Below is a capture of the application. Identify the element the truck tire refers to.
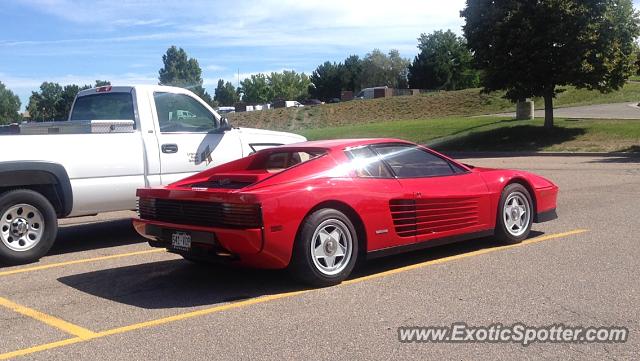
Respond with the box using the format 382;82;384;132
0;190;58;265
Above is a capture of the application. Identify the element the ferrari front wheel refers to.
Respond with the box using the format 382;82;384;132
289;208;358;287
495;183;533;244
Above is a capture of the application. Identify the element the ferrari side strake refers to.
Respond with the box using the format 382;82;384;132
133;138;558;286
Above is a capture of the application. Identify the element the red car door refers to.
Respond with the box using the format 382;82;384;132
343;146;414;250
373;144;493;244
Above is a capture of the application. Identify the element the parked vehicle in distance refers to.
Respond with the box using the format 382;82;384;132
328;98;341;103
134;138;558;286
355;86;388;100
216;106;236;114
273;100;304;108
0;85;305;265
302;99;323;106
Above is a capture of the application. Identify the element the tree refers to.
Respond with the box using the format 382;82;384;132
309;61;343;101
214;79;239;106
408;30;480;90
27;82;63;121
26;80;110;121
462;0;639;128
309;56;364;101
0;81;21;125
239;74;272;103
158;46;213;105
269;70;311;101
57;84;83;119
360;49;410;89
342;55;363;93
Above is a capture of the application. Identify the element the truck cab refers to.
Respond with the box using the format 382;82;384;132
0;85;305;264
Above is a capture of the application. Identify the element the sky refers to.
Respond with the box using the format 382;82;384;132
1;0;639;110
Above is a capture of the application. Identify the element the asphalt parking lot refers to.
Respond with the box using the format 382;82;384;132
0;154;638;360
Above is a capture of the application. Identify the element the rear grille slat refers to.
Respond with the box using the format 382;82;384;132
139;198;262;229
389;198;480;237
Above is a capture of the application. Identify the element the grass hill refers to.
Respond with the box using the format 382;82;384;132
228;83;640;132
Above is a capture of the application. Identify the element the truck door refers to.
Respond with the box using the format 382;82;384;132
151;91;242;184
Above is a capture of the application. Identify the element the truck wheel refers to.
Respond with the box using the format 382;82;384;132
0;190;58;265
289;208;358;287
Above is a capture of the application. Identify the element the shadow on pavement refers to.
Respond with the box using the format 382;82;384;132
432;125;586;152
50;219;145;256
57;231;543;309
588;156;640;164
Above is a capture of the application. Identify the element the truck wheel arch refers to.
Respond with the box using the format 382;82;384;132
0;161;73;217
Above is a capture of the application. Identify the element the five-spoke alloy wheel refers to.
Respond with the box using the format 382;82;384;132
495;183;533;244
310;219;353;276
290;208;358;286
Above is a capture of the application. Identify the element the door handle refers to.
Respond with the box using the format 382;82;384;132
161;144;178;153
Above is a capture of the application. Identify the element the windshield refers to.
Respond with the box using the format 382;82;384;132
70;93;135;122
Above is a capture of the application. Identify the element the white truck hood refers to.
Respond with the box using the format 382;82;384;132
236;127;307;144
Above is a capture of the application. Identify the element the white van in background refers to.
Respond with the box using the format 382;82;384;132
355;86;388;100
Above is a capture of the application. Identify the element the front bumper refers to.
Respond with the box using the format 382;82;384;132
534;208;558;223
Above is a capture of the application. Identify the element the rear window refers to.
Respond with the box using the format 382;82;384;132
251;151;325;173
70;93;135;123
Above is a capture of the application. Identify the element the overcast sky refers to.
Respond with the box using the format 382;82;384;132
1;0;639;109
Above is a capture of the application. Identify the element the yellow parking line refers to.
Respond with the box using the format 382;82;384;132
0;249;166;278
96;289;310;337
0;229;588;360
342;228;589;285
0;338;84;360
0;297;97;339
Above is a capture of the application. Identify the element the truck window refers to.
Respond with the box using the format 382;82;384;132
154;92;219;133
70;93;135;124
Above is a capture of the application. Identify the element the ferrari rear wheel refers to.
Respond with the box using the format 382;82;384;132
289;208;358;287
495;183;533;244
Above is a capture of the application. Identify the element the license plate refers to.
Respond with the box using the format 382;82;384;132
171;231;191;251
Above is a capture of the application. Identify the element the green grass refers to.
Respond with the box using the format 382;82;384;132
229;82;640;132
298;117;640;152
544;83;640;108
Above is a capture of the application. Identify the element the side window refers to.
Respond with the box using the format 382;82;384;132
154;92;218;133
345;146;393;178
374;145;461;178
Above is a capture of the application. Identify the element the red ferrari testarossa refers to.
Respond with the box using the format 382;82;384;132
134;138;558;286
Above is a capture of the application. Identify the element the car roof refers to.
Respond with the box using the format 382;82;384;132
282;138;414;151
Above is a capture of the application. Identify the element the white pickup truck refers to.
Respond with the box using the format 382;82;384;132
0;85;305;264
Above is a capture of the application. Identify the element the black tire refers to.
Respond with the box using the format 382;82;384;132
495;183;533;244
0;190;58;265
289;208;358;287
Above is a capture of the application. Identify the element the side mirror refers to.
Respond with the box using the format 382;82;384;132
219;116;232;132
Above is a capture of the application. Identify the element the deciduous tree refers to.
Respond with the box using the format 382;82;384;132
0;81;21;125
239;74;272;103
462;0;639;128
269;70;310;101
213;79;240;106
408;30;479;90
159;46;213;105
360;49;410;89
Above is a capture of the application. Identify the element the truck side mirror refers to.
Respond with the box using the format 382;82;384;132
219;117;232;132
